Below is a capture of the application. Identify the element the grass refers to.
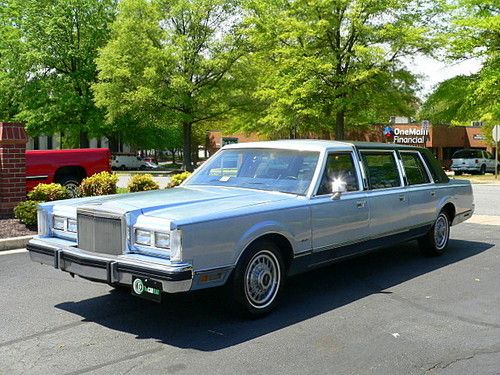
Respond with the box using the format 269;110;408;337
117;187;129;194
451;173;500;184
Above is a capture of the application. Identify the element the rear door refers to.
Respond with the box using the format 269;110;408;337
359;150;409;238
399;150;436;227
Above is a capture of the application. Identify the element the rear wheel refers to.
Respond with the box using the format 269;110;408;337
230;240;285;317
419;211;450;256
480;164;486;175
454;171;462;176
57;176;81;198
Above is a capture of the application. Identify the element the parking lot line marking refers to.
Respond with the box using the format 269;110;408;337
468;215;500;226
0;248;27;256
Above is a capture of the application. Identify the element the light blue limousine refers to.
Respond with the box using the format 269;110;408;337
28;140;474;316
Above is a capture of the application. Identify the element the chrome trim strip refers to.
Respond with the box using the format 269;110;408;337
26;175;49;180
308;221;434;255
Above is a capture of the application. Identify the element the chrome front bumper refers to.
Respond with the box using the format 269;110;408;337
27;238;193;293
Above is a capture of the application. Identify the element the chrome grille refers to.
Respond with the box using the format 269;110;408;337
77;213;123;255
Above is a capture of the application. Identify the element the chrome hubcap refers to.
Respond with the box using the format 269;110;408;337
434;214;449;249
244;250;280;309
65;182;79;198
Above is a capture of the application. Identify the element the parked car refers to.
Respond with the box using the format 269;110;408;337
111;154;147;170
143;157;158;164
26;148;111;197
144;161;160;170
451;149;497;175
28;141;474;316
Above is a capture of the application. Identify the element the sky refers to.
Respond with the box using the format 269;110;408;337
407;55;483;99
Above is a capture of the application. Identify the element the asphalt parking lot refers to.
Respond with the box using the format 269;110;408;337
1;185;499;375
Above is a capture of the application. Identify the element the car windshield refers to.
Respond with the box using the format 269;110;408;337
453;150;482;158
186;148;320;195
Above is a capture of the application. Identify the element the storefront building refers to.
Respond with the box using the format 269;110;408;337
207;122;495;169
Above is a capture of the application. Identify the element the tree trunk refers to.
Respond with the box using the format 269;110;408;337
170;149;176;165
182;122;193;171
335;111;345;140
79;131;89;148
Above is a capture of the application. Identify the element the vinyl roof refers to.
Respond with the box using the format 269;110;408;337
223;139;425;151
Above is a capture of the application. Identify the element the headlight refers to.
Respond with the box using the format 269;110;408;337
135;229;152;246
53;216;66;231
67;219;77;233
154;232;170;249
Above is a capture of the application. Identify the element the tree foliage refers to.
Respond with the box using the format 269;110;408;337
0;0;117;146
421;0;499;141
94;0;248;170
236;0;437;139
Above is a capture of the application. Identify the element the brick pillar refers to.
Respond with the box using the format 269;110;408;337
0;123;28;218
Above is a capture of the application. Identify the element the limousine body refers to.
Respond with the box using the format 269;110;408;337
28;140;474;316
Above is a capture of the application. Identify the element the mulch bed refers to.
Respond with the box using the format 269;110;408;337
0;218;37;239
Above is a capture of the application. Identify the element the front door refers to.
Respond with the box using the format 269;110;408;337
310;152;369;253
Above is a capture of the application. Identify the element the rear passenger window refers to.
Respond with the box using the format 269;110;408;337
401;152;430;185
361;152;401;189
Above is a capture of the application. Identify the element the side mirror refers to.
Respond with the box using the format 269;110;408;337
330;179;347;200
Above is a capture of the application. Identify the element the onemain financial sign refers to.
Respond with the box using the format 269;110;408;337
383;126;429;144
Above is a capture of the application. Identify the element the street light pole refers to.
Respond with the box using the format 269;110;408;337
493;125;500;180
496;141;498;180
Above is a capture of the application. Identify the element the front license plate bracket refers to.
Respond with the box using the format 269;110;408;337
131;276;162;302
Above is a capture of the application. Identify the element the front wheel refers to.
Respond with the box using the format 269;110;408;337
454;171;462;176
419;211;450;256
230;241;285;317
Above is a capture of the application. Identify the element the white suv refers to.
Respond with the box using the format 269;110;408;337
451;149;497;175
111;154;148;170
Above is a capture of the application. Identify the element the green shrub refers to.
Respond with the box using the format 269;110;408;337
167;171;191;188
14;200;40;227
127;174;160;192
28;183;70;202
79;171;118;197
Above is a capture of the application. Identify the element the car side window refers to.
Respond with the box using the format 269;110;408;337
401;152;430;185
361;151;401;189
317;153;359;195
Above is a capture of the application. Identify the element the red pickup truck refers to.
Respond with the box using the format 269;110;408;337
26;148;111;197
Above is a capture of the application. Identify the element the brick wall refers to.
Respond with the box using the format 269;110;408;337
0;123;27;218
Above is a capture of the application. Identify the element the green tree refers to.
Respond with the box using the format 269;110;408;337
421;0;499;140
0;0;117;146
239;0;436;140
94;0;247;171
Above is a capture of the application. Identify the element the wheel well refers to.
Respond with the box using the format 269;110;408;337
246;233;294;271
441;203;456;222
54;166;86;184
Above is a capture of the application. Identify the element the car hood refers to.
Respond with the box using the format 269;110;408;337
50;185;298;225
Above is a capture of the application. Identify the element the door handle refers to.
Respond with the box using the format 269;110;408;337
356;200;366;208
399;195;406;202
430;191;436;197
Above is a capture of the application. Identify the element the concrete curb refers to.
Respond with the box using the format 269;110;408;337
0;235;33;252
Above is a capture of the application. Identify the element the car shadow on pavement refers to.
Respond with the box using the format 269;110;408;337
55;238;493;351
